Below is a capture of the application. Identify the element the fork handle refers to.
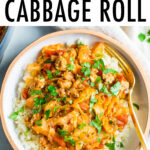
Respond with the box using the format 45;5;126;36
129;100;148;150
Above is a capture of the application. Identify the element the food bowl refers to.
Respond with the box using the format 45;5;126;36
0;29;150;150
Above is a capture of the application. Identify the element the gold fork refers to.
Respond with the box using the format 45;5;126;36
104;43;148;150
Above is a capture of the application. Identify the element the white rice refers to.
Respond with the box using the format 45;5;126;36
12;43;133;150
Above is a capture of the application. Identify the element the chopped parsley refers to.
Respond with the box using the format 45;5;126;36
61;96;67;101
77;123;86;129
81;62;91;68
69;100;73;104
76;41;84;46
9;106;24;120
92;59;105;70
67;64;74;70
138;30;150;43
30;90;42;96
89;116;102;135
81;77;86;82
90;82;95;87
97;137;101;143
34;97;46;107
138;33;146;42
147;30;150;36
119;142;124;148
96;76;101;83
53;105;59;112
67;57;74;71
64;136;76;146
147;38;150;43
100;112;103;117
81;62;91;77
133;103;140;110
58;128;68;136
105;136;115;150
89;94;98;112
98;82;103;91
39;76;44;79
95;54;102;57
110;82;121;96
24;128;30;136
33;105;41;114
45;109;51;120
44;59;52;63
109;120;114;124
47;70;52;80
103;69;118;74
33;98;46;114
101;85;109;94
35;120;42;126
48;85;58;96
52;70;60;76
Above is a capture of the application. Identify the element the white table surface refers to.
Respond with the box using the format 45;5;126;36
0;26;149;150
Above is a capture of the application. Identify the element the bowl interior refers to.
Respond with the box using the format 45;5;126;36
1;31;149;150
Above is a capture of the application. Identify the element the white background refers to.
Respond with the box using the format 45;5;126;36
0;0;150;26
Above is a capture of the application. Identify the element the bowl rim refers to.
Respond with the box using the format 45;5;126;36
0;29;150;150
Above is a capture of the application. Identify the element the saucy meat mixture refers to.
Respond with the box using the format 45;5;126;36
21;42;129;150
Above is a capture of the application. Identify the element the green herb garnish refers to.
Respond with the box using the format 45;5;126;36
64;136;76;146
58;128;68;136
44;59;52;63
101;85;109;94
61;96;67;101
103;69;118;74
67;57;74;71
52;70;60;76
35;120;42;126
9;106;24;120
147;30;150;36
105;136;115;150
30;90;42;96
98;82;103;91
76;42;84;46
146;38;150;43
24;128;30;136
138;33;146;42
45;109;51;120
97;138;101;143
81;77;86;82
34;97;46;107
47;70;52;80
133;103;139;110
110;82;121;96
48;85;58;96
33;105;41;114
81;62;91;77
100;112;103;117
69;100;73;104
119;142;124;148
109;120;114;124
89;116;102;135
96;76;101;83
53;106;59;112
77;123;86;129
93;59;105;70
90;82;95;87
39;76;44;79
67;64;74;70
89;94;98;112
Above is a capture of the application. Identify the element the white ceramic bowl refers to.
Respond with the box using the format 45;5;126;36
0;29;150;150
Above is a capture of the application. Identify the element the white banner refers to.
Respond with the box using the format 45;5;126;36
0;0;150;26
